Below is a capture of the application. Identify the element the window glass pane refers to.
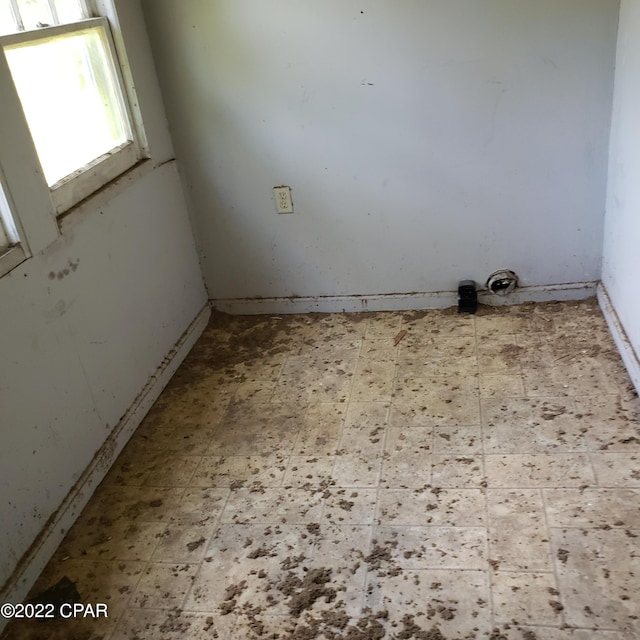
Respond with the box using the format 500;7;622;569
5;26;131;186
16;0;54;29
54;0;84;23
0;0;18;35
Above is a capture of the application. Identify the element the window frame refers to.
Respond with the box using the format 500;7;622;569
0;0;150;278
0;47;58;276
1;14;145;214
0;172;27;275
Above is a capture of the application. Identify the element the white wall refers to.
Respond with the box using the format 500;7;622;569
142;0;619;303
601;0;640;386
0;1;207;592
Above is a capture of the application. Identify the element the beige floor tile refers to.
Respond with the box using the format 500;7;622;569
350;359;396;402
307;313;368;341
391;393;481;426
305;523;371;617
191;454;287;488
331;453;383;487
544;488;640;529
550;528;640;632
294;402;345;455
337;426;385;456
487;489;552;571
591;452;640;487
159;389;235;428
397;337;477;380
57;519;164;562
475;314;526;336
395;370;480;397
377;488;486;527
567;632;627;640
396;354;479;380
344;401;389;429
233;379;276;403
575;395;640;452
390;372;480;426
80;485;184;524
359;338;398;362
494;629;626;640
477;334;522;373
481;397;578;427
185;524;317;615
272;342;360;404
431;454;485;487
523;361;626;398
151;511;221;564
482;397;586;454
483;422;587;454
374;525;487;570
207;401;303;456
291;615;362;639
364;313;403;338
132;422;217;454
364;569;491;637
433;425;483;454
399;334;477;359
516;328;612;369
332;427;384;486
548;299;610;332
283;455;335;488
388;402;436;427
114;608;236;639
381;427;432;488
485;454;596;488
141;453;201;487
177;486;230;513
102;444;194;487
321;488;377;525
130;563;198;609
480;373;526;397
492;571;562;625
225;353;288;384
221;487;324;525
232;614;297;639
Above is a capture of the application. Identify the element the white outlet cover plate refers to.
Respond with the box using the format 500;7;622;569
274;186;293;213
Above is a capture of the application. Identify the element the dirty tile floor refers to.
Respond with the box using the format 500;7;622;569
4;299;640;639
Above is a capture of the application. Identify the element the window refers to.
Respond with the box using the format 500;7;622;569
0;176;26;275
0;0;144;215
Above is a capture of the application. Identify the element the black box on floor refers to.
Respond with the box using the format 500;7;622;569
458;280;477;314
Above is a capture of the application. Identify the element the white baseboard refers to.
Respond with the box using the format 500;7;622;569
598;283;640;396
0;303;211;619
477;281;598;306
213;281;598;315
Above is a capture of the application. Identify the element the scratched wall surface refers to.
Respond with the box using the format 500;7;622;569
0;1;207;589
143;0;620;300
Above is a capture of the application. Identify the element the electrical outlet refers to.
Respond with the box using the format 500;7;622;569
274;186;293;214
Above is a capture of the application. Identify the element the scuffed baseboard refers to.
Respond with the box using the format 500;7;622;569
213;281;598;315
598;283;640;396
0;303;211;620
